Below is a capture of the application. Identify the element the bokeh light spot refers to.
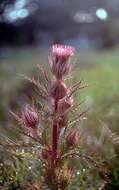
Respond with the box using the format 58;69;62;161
15;0;27;9
96;8;108;20
17;9;29;18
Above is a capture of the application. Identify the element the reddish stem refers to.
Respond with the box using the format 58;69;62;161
52;119;58;154
52;100;58;165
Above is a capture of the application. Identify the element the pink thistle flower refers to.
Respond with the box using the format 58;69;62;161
11;105;39;139
49;80;67;100
20;105;39;139
21;105;39;129
49;44;75;79
52;44;75;60
57;95;74;114
66;130;79;147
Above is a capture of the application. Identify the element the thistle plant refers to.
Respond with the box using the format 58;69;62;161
8;44;109;190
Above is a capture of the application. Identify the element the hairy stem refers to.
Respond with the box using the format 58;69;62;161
52;100;59;165
53;119;58;155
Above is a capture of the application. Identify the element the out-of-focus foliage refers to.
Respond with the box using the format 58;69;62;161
106;157;119;190
0;144;42;189
0;137;110;190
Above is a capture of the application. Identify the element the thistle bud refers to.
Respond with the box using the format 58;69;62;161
21;105;39;129
49;44;75;79
49;80;67;100
66;130;79;147
57;96;74;114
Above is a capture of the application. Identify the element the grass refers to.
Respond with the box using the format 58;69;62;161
79;62;119;104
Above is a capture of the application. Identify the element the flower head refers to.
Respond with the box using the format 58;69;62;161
21;105;39;129
49;44;75;79
52;44;75;60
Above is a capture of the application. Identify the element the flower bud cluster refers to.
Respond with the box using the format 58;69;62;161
21;105;39;128
14;105;39;139
48;44;74;115
49;44;75;80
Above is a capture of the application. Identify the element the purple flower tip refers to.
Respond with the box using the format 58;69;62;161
52;44;75;58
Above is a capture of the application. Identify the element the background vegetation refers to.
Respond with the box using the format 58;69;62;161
0;47;119;189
